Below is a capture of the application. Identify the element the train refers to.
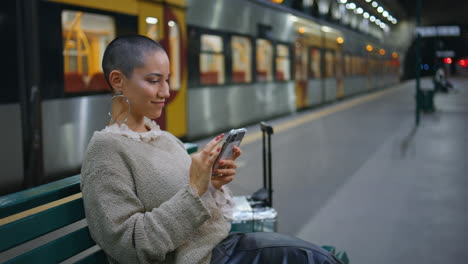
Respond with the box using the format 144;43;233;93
0;0;401;195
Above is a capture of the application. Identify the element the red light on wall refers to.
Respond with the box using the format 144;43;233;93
443;57;453;64
458;59;468;68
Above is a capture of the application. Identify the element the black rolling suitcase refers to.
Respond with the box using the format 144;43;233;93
231;122;277;233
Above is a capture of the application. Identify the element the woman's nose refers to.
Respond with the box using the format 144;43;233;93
159;81;170;98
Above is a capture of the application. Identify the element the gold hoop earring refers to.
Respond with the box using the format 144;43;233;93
108;91;131;125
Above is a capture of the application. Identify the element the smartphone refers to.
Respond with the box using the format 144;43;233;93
212;128;247;176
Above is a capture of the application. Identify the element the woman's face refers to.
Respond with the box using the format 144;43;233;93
122;50;170;120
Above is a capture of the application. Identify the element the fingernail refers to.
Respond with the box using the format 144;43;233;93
217;147;221;152
219;161;224;165
214;169;219;173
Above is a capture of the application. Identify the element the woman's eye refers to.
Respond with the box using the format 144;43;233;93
149;80;159;84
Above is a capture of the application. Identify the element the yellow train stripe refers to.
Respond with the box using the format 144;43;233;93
0;193;82;226
242;87;400;146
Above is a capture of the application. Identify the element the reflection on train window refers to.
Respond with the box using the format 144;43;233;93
324;50;335;78
256;39;273;82
200;34;225;85
62;10;115;93
145;16;159;41
276;44;290;81
310;47;321;79
231;36;252;83
168;20;180;90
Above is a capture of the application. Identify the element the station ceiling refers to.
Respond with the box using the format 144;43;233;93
395;0;468;26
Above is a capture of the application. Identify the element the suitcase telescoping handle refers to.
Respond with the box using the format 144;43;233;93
260;122;274;207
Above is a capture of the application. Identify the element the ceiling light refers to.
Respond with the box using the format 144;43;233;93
365;0;371;2
339;0;347;3
356;7;364;14
370;16;376;22
377;6;384;13
372;1;378;8
382;11;388;17
363;12;370;18
145;17;158;24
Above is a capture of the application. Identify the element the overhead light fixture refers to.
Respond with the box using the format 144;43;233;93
377;6;384;13
382;11;389;17
356;7;364;14
339;0;348;3
365;0;371;2
370;16;376;22
168;20;176;27
372;1;378;8
363;12;370;18
375;19;381;25
146;17;158;24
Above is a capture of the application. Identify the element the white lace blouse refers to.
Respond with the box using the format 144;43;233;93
101;117;235;220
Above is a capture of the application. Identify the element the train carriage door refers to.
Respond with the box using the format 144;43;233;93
138;1;187;137
294;38;308;109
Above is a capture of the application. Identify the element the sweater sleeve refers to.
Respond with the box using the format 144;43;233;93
81;136;211;263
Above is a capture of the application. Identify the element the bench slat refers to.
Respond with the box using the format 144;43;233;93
0;175;81;218
5;226;95;264
0;198;85;252
75;249;109;264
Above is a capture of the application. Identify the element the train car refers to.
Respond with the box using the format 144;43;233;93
0;0;401;195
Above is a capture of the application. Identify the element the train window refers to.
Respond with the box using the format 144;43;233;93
200;34;225;85
361;57;367;75
310;47;321;79
62;10;115;93
344;55;351;76
324;50;335;78
168;20;181;90
276;44;290;81
294;41;308;81
256;39;273;82
231;36;252;83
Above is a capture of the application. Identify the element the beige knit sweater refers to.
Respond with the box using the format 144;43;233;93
81;124;230;264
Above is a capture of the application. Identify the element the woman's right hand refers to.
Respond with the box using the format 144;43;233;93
189;134;224;196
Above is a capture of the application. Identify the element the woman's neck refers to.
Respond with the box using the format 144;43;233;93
109;115;150;133
125;116;149;132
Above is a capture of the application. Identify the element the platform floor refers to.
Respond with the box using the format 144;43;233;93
196;77;468;263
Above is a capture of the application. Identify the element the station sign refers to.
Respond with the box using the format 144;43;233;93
435;50;455;58
415;26;460;37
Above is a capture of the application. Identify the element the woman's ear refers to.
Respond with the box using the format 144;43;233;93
109;70;125;93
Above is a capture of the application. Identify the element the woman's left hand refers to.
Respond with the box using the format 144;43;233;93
211;146;242;190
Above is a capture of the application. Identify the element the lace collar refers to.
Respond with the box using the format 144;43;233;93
102;117;162;142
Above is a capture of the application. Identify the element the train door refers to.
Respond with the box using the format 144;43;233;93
294;38;309;109
138;1;187;137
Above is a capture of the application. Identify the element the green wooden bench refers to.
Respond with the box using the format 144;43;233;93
0;143;198;264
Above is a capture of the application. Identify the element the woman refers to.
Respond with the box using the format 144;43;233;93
81;35;342;264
